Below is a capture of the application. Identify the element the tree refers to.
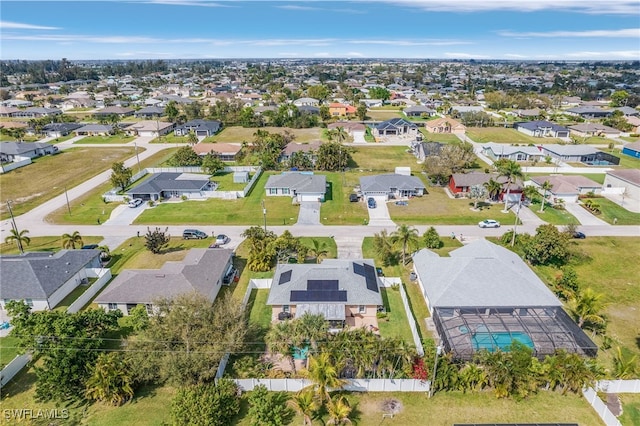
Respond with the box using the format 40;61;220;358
305;353;346;402
122;304;149;332
187;130;198;145
422;143;475;185
85;353;135;406
612;346;638;379
171;380;241;426
523;224;571;266
165;101;179;121
368;87;391;101
306;239;329;264
372;230;396;266
356;103;367;121
61;231;83;249
391;224;420;265
316;142;352;171
202;152;225;175
247;385;292;426
110;161;133;192
423;226;441;249
296;313;328;352
610;90;629;107
168;145;202;167
288;389;319;426
483;178;503;201
242;226;277;272
538;180;553;212
144;227;170;254
567;287;607;330
553;266;579;300
266;320;301;373
5;228;30;253
469;184;487;210
326;395;353;425
495;159;523;212
306;85;329;102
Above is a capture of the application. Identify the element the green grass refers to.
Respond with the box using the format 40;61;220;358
52;282;94;311
0;336;21;369
210;126;322;143
211;170;251;191
0;235;103;255
134;172;300;226
320;173;368;225
527;200;579;225
74;134;135;144
466;127;563;144
84;385;176;425
46;148;178;225
582;198;640;225
247;289;273;331
299;237;338;260
378;287;414;344
619;393;640;426
350;146;416;171
365;109;404;121
418;128;462;144
149;133;190;144
0;133;40;142
612;148;640;169
0;147;137;220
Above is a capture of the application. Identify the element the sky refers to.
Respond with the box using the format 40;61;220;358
0;0;639;60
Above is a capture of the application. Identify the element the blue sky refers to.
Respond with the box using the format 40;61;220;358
1;0;639;60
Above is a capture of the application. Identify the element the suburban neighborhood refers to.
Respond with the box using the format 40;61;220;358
1;4;640;424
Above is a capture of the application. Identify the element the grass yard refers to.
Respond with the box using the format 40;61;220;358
52;281;95;311
619;393;640;426
149;134;190;144
466;127;563;144
0;147;137;220
527;200;579;225
46;148;178;225
365;109;403;121
211;170;251;191
0;133;40;142
74;134;135;144
350;145;416;171
247;289;273;332
378;287;414;344
320;172;368;225
582;198;640;225
209;126;323;143
299;236;338;260
134;172;300;226
0;336;21;369
0;235;103;255
418;128;462;144
612;149;640;169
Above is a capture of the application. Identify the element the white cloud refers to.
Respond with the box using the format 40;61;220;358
499;28;640;38
313;52;332;57
0;21;60;30
444;52;490;59
503;53;528;59
384;0;640;14
276;5;319;11
346;51;365;57
564;50;640;58
348;39;473;46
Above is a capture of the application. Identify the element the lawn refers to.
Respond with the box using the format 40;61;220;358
298;236;338;260
366;109;403;121
52;281;95;311
247;289;273;332
466;127;563;144
134;172;300;226
0;133;40;142
149;133;190;144
527;200;579;225
320;172;368;225
619;393;640;426
46;148;179;225
0;235;103;255
209;126;323;143
350;145;417;171
378;287;414;344
0;147;137;220
418;128;462;144
612;149;640;169
581;197;640;225
211;170;252;191
0;336;21;368
74;134;135;144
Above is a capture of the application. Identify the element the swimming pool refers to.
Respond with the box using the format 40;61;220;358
471;331;534;352
292;345;309;360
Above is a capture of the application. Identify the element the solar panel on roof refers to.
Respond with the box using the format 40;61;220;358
290;290;347;302
363;263;379;292
353;262;365;276
279;270;292;285
307;279;339;291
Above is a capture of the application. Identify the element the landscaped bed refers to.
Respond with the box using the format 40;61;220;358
581;197;640;225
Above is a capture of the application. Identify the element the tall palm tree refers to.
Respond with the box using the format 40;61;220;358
390;224;420;265
266;321;300;373
567;287;606;329
288;389;319;426
305;353;346;402
334;126;349;143
307;239;329;264
297;313;328;352
496;160;523;212
326;395;352;425
539;180;553;212
483;178;503;202
85;353;134;406
522;185;540;206
61;231;84;249
5;228;30;254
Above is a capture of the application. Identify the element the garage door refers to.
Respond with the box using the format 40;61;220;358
300;194;321;202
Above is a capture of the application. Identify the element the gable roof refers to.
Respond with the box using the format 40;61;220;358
1;250;101;299
482;142;542;157
76;124;114;133
265;172;326;193
126;172;210;195
515;120;569;132
192;143;242;156
282;141;322;156
622;141;640;153
95;249;232;304
42;123;83;133
0;141;54;155
413;239;561;308
530;175;601;195
360;173;426;192
94;106;134;115
541;144;600;156
606;168;640;186
177;119;221;133
125;120;174;132
450;172;522;190
375;117;418;131
424;117;465;129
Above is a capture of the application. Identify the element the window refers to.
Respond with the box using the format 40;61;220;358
358;305;366;314
282;305;290;313
282;188;290;195
269;188;278;195
145;304;154;315
108;303;118;311
25;299;33;307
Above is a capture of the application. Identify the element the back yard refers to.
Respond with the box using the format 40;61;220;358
466;127;563;144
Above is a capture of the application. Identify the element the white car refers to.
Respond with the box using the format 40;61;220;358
478;219;500;228
215;234;230;245
128;198;143;208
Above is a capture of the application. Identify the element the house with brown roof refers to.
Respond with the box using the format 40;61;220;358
568;123;621;138
279;141;322;164
329;103;356;117
93;106;135;118
124;120;175;138
603;169;640;207
529;175;601;203
425;117;466;134
192;143;243;161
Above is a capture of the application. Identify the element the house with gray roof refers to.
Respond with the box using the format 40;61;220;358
372;118;419;137
529;175;601;203
126;172;213;201
265;172;327;202
540;144;619;165
565;106;612;119
95;249;233;315
514;120;570;138
481;142;544;162
403;105;436;117
410;141;444;162
603;169;640;207
568;123;620;138
12;107;62;118
75;124;114;136
412;239;596;360
42;123;83;138
93;106;135;117
134;106;165;118
267;259;383;329
174;119;222;137
1;250;104;312
0;141;58;163
359;173;426;200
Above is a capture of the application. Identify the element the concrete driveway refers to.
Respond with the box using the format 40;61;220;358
103;203;148;226
564;202;609;226
296;201;321;225
367;196;395;227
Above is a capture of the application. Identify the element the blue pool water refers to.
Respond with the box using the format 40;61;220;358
292;346;309;360
472;331;534;352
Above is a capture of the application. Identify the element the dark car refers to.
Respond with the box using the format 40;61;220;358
81;244;99;249
349;193;359;202
573;231;586;239
367;197;377;209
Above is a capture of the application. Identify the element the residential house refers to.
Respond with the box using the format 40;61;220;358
359;173;426;200
540;144;619;165
565;106;612;119
279;141;322;164
568;123;621;139
1;100;33;108
124;121;175;138
265;172;326;202
293;97;319;107
448;172;523;203
625;116;640;133
403;106;436;117
75;124;114;136
93;106;135;118
412;239;596;360
514;120;570;138
0;106;19;117
192;143;243;161
481;143;544;162
12;107;62;118
514;108;542;119
361;99;383;108
1;250;105;312
174;119;222;137
622;141;640;159
529;175;601;203
613;106;639;116
42;123;82;138
60;98;95;111
134;106;165;118
0;141;58;163
424;117;466;134
126;172;214;201
327;121;366;140
328;103;356;117
372;118;419;138
95;248;234;315
603;169;640;206
267;259;383;330
297;105;320;115
410;141;444;162
450;105;484;115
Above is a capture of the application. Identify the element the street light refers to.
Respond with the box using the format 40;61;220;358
428;345;443;398
134;139;141;173
262;200;267;232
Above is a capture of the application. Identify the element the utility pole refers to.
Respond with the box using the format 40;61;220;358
262;200;267;232
511;199;522;247
6;200;24;254
134;140;141;173
428;345;442;398
64;186;71;215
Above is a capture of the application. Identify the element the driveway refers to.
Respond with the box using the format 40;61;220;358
367;196;395;227
296;201;321;225
103;203;148;226
564;202;609;226
335;236;364;259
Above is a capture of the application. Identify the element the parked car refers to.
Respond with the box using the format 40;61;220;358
215;234;230;245
349;193;359;202
183;229;207;239
81;244;99;249
478;219;501;228
367;197;377;209
573;231;586;239
128;198;143;208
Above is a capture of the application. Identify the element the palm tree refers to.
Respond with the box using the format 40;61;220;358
266;321;300;373
326;395;352;425
61;231;84;249
297;313;328;352
307;239;329;264
390;224;420;265
483;178;503;202
187;130;198;145
305;353;346;402
496;160;523;212
288;389;319;426
612;346;638;379
333;126;349;143
522;185;540;206
5;228;30;254
372;230;394;265
85;353;134;406
539;180;553;212
567;287;606;329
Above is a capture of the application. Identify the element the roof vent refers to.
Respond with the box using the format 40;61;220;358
66;262;71;265
44;265;49;268
155;274;165;278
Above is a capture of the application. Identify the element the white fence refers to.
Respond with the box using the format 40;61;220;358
233;378;430;393
241;167;262;197
0;354;31;388
0;158;31;174
380;277;424;356
66;269;112;314
597;379;640;393
583;387;622;426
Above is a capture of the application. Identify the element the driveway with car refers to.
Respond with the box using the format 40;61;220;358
103;202;148;226
367;196;395;227
296;201;321;225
